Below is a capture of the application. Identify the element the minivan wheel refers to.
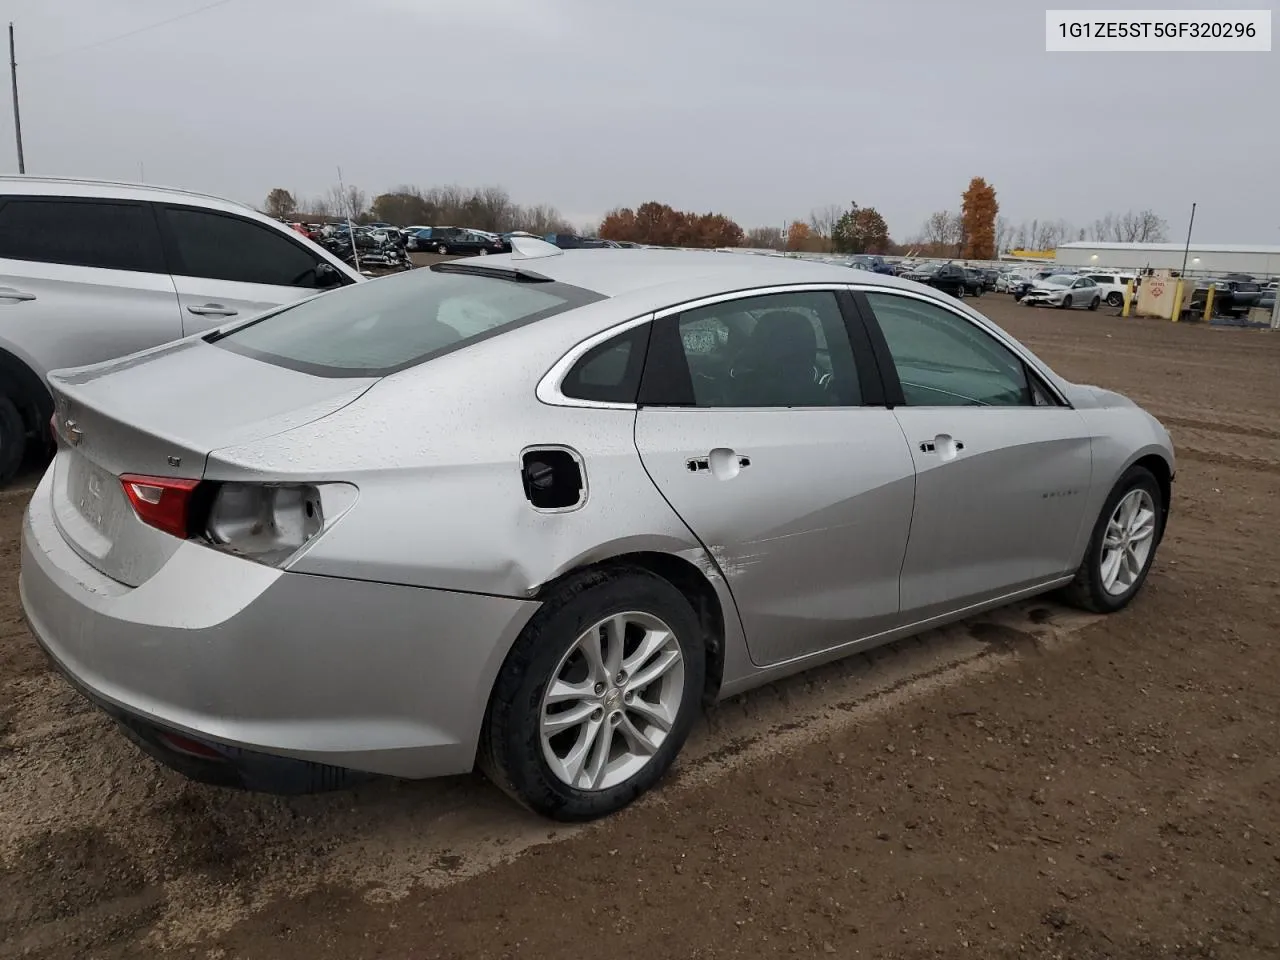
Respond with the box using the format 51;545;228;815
0;394;26;486
1062;465;1163;614
479;567;705;821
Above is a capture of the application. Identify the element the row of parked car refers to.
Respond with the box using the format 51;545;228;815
1000;266;1277;316
287;221;642;258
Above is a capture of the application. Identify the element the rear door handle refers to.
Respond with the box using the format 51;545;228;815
686;449;751;477
0;287;36;302
919;435;964;458
186;303;238;317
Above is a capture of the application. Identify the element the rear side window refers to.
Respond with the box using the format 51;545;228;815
161;206;326;288
0;197;164;273
213;266;604;377
560;325;649;403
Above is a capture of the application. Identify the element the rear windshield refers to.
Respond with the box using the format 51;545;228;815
211;266;604;377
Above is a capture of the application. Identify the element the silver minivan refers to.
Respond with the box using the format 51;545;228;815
0;177;363;482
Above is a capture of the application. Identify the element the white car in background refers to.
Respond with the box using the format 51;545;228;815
1021;274;1102;310
0;176;362;483
1086;272;1137;308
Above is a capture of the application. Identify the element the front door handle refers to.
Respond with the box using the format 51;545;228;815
186;303;238;317
0;287;36;302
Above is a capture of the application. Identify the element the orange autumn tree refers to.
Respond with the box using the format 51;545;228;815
960;177;999;260
785;220;812;251
599;202;744;248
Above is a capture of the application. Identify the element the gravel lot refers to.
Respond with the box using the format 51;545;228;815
2;296;1278;959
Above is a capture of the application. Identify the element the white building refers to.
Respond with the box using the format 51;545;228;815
1055;242;1280;276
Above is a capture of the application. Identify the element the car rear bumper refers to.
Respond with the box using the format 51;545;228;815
19;468;539;785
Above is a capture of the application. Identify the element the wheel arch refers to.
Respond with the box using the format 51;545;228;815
0;343;52;438
534;551;728;706
1128;451;1173;544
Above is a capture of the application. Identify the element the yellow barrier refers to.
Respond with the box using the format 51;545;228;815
1203;286;1215;321
1122;281;1133;317
1170;279;1184;322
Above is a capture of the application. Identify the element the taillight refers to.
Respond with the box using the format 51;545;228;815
120;474;201;539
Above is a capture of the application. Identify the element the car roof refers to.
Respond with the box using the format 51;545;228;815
481;248;920;300
0;175;259;218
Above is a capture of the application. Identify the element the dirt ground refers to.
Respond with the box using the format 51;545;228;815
2;297;1279;959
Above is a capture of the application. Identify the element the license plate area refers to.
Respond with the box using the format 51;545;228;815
65;451;127;538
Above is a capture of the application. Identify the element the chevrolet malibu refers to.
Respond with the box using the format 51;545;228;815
20;239;1174;821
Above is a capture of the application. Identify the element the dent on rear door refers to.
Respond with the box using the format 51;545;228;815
634;407;916;667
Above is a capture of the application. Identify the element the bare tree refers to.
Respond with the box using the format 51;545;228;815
745;226;784;249
922;211;953;247
324;184;367;223
1116;208;1169;242
511;203;571;235
808;204;845;250
994;216;1011;256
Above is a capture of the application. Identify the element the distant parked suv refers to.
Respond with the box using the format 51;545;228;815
0;176;362;483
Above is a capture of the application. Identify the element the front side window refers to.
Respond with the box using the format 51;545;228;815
863;292;1033;407
0;197;165;273
213;266;603;377
649;291;861;408
162;206;327;288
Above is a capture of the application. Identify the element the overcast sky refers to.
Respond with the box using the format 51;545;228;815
3;0;1276;241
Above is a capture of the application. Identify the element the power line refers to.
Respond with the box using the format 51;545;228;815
21;0;237;66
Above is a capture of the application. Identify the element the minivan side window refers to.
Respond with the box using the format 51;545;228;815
161;206;329;288
0;197;165;273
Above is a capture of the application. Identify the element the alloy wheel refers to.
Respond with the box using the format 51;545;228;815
539;611;685;791
1100;488;1157;596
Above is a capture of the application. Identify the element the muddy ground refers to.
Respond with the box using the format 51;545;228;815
1;297;1278;959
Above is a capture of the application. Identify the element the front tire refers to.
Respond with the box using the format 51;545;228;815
1060;295;1072;309
1063;465;1164;614
1089;296;1100;311
436;244;448;255
479;567;705;821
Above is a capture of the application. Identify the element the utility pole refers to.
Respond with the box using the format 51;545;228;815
337;165;361;273
9;22;24;174
1179;202;1196;277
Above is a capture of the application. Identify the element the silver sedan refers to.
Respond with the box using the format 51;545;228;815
20;241;1174;820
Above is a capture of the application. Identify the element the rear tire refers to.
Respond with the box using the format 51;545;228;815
1106;292;1123;307
0;394;26;486
478;567;705;821
1062;465;1164;614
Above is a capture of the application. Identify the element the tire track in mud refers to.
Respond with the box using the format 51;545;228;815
0;599;1101;954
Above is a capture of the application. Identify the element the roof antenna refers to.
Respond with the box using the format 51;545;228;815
510;235;564;260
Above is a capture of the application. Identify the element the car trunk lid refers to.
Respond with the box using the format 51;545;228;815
48;337;376;586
